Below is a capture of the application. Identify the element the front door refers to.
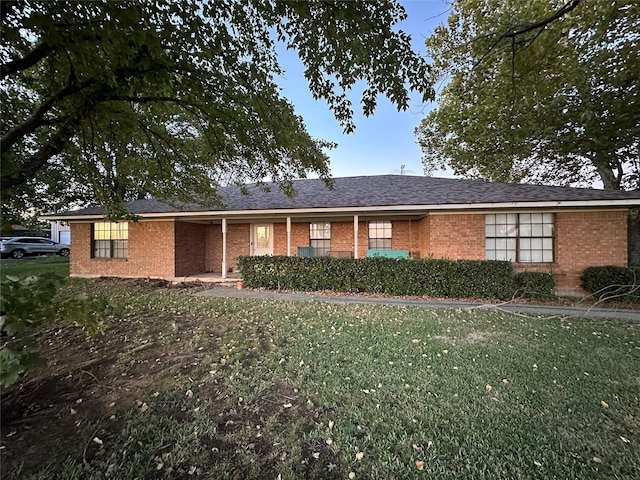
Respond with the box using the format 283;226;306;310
252;224;273;256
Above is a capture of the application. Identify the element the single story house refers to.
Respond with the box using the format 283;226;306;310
45;175;640;296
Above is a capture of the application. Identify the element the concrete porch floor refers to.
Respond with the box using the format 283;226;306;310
169;272;242;285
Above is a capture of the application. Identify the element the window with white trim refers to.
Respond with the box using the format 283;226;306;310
93;222;128;258
310;222;331;257
485;213;554;263
369;221;392;250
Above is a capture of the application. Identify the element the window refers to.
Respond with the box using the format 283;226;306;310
485;213;553;263
93;222;128;258
310;222;331;257
369;221;392;250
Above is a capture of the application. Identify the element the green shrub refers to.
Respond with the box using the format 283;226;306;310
0;275;107;387
237;256;516;300
580;266;640;302
515;271;556;300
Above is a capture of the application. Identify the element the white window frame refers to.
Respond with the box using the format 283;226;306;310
93;222;128;259
368;221;392;250
485;213;554;263
310;222;331;257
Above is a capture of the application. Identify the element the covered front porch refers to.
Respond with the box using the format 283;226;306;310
178;210;428;279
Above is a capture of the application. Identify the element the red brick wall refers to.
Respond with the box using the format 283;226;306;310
357;221;368;258
174;222;206;277
70;210;630;293
426;210;629;294
210;223;250;272
428;213;485;260
331;222;354;253
70;220;177;277
205;224;217;272
391;220;421;256
551;210;627;292
417;217;430;258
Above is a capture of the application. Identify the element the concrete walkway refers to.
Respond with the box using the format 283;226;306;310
194;286;640;321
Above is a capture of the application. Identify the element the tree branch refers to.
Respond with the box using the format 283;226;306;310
474;0;581;69
1;79;95;153
1;120;79;191
1;42;54;80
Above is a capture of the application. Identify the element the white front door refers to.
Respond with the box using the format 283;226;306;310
252;224;273;256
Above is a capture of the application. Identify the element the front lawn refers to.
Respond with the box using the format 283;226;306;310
0;255;69;280
1;279;638;479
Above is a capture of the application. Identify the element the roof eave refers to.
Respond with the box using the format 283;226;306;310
42;198;640;222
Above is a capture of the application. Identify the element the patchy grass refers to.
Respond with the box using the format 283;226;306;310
1;279;639;479
0;256;69;280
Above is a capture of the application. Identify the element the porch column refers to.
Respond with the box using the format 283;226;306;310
287;217;292;256
353;215;359;259
221;217;227;279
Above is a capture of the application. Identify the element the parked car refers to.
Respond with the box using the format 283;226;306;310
0;237;70;259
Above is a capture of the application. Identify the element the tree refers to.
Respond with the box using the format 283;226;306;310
1;0;434;219
416;0;640;191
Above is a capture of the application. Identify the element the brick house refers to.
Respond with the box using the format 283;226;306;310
46;175;640;296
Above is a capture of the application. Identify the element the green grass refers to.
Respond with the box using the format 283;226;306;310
5;281;640;479
0;256;69;280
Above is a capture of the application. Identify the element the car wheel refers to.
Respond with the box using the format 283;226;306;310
11;249;26;259
59;248;70;257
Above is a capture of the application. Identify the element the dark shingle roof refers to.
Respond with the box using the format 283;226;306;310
54;175;640;217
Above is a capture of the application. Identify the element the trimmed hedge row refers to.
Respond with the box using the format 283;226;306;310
581;266;640;302
514;271;556;301
237;256;552;300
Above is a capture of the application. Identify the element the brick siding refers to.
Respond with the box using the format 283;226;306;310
174;222;206;277
70;220;177;278
70;210;630;294
428;213;485;260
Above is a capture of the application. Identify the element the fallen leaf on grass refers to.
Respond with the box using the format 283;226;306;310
92;437;103;445
355;451;364;461
186;389;193;397
328;420;334;431
312;452;320;459
415;460;424;470
349;472;356;479
601;401;609;408
485;384;492;392
412;444;422;452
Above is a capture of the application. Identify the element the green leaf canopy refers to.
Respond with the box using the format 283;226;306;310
416;0;639;190
1;0;434;218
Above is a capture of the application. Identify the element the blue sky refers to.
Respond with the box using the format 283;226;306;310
275;0;451;178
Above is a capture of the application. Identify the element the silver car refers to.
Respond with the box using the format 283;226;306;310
0;237;70;259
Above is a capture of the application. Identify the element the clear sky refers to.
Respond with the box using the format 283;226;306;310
275;0;451;179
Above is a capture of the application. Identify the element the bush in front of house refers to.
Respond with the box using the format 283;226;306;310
514;271;556;301
237;256;516;300
580;265;640;302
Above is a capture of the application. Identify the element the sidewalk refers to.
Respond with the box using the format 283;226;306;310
194;286;640;321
